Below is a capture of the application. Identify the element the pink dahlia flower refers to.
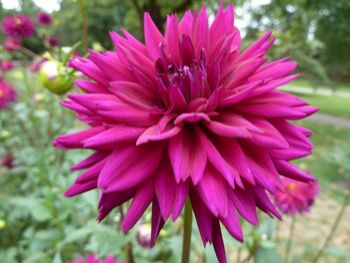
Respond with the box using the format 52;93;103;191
54;3;318;262
36;12;53;25
2;14;35;38
0;60;15;72
67;254;125;263
0;77;17;109
3;38;22;52
273;177;320;215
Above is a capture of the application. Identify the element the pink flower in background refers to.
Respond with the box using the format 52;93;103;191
273;176;320;215
36;12;53;25
3;38;22;52
29;57;48;72
0;77;17;109
54;3;318;262
1;153;14;169
2;14;35;38
66;254;125;263
48;36;59;47
0;60;15;72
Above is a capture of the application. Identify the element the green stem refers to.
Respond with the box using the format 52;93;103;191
78;0;89;50
312;188;350;263
285;216;296;263
236;248;242;263
181;199;193;263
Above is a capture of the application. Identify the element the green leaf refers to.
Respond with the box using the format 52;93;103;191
254;247;283;263
258;218;277;239
53;252;63;263
30;203;52;222
324;246;347;258
61;227;93;245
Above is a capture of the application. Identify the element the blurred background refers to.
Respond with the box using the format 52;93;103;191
0;0;349;262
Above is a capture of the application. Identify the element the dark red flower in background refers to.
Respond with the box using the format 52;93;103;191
0;60;15;72
2;14;35;38
66;254;125;263
48;36;59;47
3;38;22;52
0;77;17;109
1;153;14;169
36;12;53;25
273;176;320;215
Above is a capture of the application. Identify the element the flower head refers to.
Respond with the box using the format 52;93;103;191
48;36;59;47
0;77;17;109
0;60;15;72
1;153;14;169
54;3;318;262
2;14;35;38
273;176;319;215
40;61;74;95
136;223;152;248
3;38;22;52
36;12;53;25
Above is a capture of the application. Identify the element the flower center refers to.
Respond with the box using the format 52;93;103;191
287;183;297;192
155;36;217;107
0;90;4;98
15;18;22;25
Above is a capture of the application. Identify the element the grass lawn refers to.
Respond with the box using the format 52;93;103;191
291;92;350;119
294;120;350;193
292;79;350;91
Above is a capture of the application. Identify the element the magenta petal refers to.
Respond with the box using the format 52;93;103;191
83;126;145;149
169;128;206;183
144;13;164;61
198;130;236;186
109;80;155;110
221;204;243;242
65;179;97;197
137;115;181;145
190;192;214;244
229;187;258;226
165;14;180;65
275;160;316;183
150;198;165;247
155;160;176;220
212;220;227;263
172;181;189;220
196;165;228;218
254;186;281;220
97;189;134;222
54;127;105;149
70;152;108;171
76;159;106;184
98;144;163;192
75;80;109;94
121;179;154;232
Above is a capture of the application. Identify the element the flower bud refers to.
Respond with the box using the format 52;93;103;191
40;61;74;95
0;130;10;140
0;220;6;230
136;223;152;248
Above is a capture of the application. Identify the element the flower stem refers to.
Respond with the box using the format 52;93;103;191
78;0;89;50
284;216;296;263
181;198;193;263
312;187;350;263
